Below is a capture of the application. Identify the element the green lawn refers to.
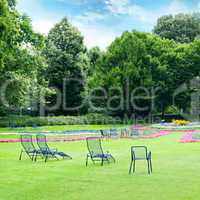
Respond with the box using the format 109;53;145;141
0;124;126;133
0;124;127;139
0;133;199;200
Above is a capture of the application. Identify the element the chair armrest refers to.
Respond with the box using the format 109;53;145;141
147;151;152;159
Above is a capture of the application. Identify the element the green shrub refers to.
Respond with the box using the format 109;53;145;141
0;114;124;127
165;105;179;114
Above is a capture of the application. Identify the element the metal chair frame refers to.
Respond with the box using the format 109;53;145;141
86;137;115;166
36;134;72;162
129;146;152;174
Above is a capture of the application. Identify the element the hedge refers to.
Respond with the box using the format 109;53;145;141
0;114;124;127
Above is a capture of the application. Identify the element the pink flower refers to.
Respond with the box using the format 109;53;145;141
179;131;199;143
142;130;171;139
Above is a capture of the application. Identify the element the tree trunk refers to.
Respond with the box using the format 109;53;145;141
161;104;165;120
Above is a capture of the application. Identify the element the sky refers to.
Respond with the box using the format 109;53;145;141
17;0;200;49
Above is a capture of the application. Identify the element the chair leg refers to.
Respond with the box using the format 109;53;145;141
133;159;136;173
31;153;35;161
111;155;115;163
54;155;59;160
45;155;48;162
19;150;23;160
27;153;33;161
101;158;104;166
34;153;38;162
63;154;72;160
52;153;59;160
129;160;133;174
147;160;150;174
86;155;89;167
150;159;153;173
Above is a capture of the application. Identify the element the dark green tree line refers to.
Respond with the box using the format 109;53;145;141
1;0;200;120
0;0;48;115
44;18;88;115
154;13;200;43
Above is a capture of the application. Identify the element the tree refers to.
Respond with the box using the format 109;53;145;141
0;0;49;115
153;13;200;43
87;47;102;76
171;40;200;116
44;18;87;115
87;31;151;117
87;31;180;119
0;0;14;68
144;34;178;118
7;0;16;8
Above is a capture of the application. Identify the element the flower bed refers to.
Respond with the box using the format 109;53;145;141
142;130;171;139
152;122;200;130
124;125;172;139
0;135;89;143
172;119;190;126
179;131;200;143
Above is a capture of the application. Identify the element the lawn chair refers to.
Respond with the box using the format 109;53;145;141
130;128;140;137
129;146;152;174
86;137;115;166
100;130;111;140
110;129;118;138
120;128;129;138
35;134;72;162
19;134;41;161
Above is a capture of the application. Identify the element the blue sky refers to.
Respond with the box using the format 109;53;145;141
17;0;200;49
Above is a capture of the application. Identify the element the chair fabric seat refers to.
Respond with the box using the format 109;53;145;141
91;153;112;159
134;157;147;160
86;137;115;166
134;153;151;160
57;152;68;157
28;149;41;154
40;149;67;157
36;134;72;162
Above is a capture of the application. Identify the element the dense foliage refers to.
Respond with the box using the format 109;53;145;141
44;18;87;116
1;0;200;124
154;13;200;43
0;113;122;127
88;32;200;118
0;0;48;116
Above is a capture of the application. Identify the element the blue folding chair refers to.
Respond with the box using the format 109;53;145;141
86;137;115;166
36;134;72;162
129;146;152;174
19;134;41;161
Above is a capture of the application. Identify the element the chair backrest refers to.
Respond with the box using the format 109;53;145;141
130;128;140;136
131;146;148;159
20;134;35;152
110;129;118;136
86;137;104;156
100;130;110;137
100;130;105;137
36;134;49;152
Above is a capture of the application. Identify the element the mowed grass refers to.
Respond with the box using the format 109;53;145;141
0;124;126;133
0;124;127;139
0;133;199;200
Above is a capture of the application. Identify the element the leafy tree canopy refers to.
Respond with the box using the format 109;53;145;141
44;17;87;115
154;13;200;43
7;0;16;8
